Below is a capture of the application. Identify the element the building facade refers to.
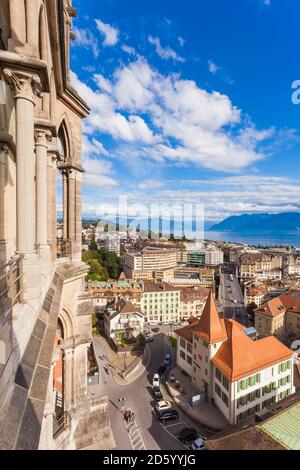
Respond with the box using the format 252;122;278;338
175;292;295;424
0;0;113;450
255;289;300;339
141;281;181;324
104;299;144;342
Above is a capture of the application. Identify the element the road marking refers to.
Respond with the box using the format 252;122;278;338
160;421;189;449
124;417;146;451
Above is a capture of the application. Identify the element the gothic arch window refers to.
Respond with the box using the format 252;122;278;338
57;122;70;163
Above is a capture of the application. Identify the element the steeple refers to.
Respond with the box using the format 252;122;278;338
194;290;227;344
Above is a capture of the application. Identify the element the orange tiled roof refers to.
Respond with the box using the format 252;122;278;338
255;289;300;318
212;319;293;381
193;290;227;344
176;291;227;345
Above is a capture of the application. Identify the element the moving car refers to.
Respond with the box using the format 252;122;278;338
155;409;179;422
164;354;172;366
152;373;160;388
155;400;172;412
157;364;167;375
178;428;198;446
190;436;207;450
152;387;163;402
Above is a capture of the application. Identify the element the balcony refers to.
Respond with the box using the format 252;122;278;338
53;411;71;440
0;254;24;308
56;239;71;259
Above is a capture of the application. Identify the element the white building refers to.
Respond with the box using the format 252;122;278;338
104;299;145;341
205;249;224;266
287;265;300;277
141;281;181;323
175;292;295;424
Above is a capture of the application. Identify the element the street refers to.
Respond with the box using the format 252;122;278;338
219;268;248;326
92;332;206;450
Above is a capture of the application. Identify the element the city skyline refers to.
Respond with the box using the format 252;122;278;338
72;0;300;222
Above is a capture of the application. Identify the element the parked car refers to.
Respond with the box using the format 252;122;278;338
152;373;160;388
190;436;207;450
155;400;172;412
152;327;160;333
178;428;199;446
155;409;179;422
164;354;172;366
152;387;163;402
157;364;167;375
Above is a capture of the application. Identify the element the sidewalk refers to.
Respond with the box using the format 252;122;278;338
93;335;150;386
165;366;229;431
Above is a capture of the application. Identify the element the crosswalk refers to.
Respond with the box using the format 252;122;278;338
125;417;146;450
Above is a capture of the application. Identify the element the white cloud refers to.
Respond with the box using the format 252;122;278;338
72;55;296;173
121;44;138;56
138;180;164;190
83;156;118;188
208;60;220;75
178;36;185;47
73;27;99;58
95;19;119;46
148;36;185;63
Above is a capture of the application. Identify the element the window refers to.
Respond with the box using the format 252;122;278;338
215;383;221;397
187;343;192;354
222;392;229;407
187;355;192;365
180;338;186;349
222;375;229;391
215;368;222;382
180;351;186;361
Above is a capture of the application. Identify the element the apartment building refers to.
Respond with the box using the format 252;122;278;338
240;253;282;280
205;249;224;266
97;233;121;255
175;292;294;424
123;247;178;279
141;281;181;323
82;280;143;308
180;287;209;320
255;289;300;339
244;281;268;307
187;251;205;267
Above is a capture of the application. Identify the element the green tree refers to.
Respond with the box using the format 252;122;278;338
89;235;97;251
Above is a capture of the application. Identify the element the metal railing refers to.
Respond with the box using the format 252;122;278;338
53;411;71;440
0;254;24;308
56;239;71;259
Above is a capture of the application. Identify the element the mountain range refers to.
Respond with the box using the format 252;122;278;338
209;213;300;233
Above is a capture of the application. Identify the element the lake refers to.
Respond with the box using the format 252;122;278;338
205;230;300;248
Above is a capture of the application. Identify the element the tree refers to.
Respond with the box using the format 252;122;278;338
89;235;97;251
246;302;257;325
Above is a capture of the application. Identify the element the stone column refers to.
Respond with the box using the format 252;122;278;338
62;172;69;240
47;151;57;263
3;68;42;301
0;144;8;265
35;128;51;277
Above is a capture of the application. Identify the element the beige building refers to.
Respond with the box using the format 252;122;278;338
240;253;282;280
123;247;178;279
180;286;209;321
0;1;113;450
244;281;268;307
175;293;295;425
255;289;300;339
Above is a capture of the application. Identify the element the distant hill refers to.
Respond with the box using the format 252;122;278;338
209;213;300;233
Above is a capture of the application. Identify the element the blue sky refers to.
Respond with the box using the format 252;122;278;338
70;0;300;222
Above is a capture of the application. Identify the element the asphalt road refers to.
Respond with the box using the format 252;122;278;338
92;333;207;450
219;272;248;326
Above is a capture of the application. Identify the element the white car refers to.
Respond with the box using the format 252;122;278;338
155;400;172;412
152;373;160;388
191;436;207;450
